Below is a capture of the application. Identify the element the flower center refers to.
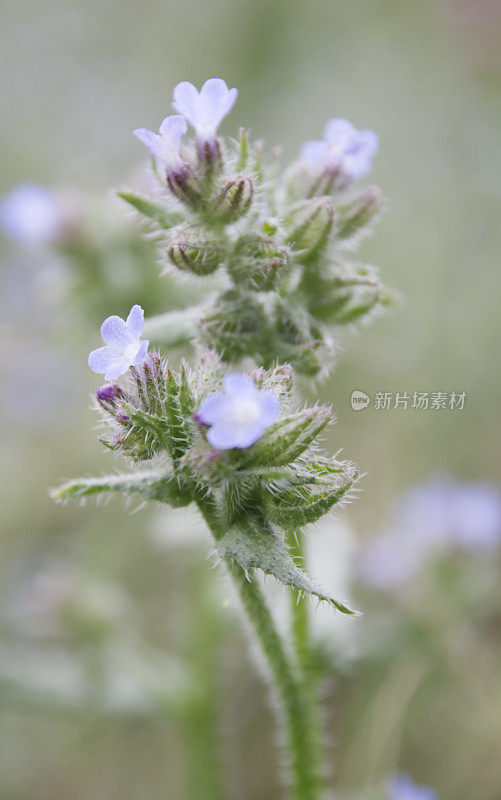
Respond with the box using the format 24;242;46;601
123;341;140;363
229;399;260;428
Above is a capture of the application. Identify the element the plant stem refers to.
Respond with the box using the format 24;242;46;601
195;492;322;800
287;530;324;785
143;305;204;348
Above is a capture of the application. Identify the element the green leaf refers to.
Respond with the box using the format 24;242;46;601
217;518;357;615
238;407;332;467
117;191;183;229
164;371;191;466
50;469;193;507
122;404;172;454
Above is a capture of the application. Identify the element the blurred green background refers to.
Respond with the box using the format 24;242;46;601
1;0;500;798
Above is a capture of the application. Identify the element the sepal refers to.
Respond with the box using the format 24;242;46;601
211;176;254;223
237;407;332;467
287;198;334;263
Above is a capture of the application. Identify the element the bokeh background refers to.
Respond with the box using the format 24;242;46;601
1;0;500;798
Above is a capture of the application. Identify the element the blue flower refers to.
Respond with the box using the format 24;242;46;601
0;183;64;246
172;78;238;142
197;373;279;450
388;773;439;800
358;477;501;590
88;305;149;381
301;118;378;181
134;115;187;169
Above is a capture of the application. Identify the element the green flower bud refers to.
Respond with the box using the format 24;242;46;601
286;198;334;263
212;176;254;222
335;186;383;242
228;235;288;291
168;230;224;276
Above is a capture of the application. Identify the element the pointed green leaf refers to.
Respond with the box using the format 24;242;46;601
50;469;193;507
217;518;356;615
122;404;172;454
164;371;191;465
117;191;183;229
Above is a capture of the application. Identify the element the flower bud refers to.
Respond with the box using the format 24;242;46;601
212;176;254;222
96;382;127;413
286;198;334;262
166;164;202;209
228;235;288;291
335;187;382;241
168;235;223;276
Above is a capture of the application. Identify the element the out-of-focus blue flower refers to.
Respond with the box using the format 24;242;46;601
172;78;238;142
0;183;64;246
359;477;501;589
449;484;501;553
134;115;187;169
388;773;439;800
196;372;279;450
88;304;149;381
301;118;378;181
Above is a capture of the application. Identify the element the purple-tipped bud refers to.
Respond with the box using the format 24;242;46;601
166;164;202;208
97;383;119;403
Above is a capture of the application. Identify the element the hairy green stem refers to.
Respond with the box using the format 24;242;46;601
143;305;204;347
287;530;324;787
195;491;322;800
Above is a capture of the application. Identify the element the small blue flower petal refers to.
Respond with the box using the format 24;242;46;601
126;304;144;338
133;339;149;365
172;78;237;139
88;346;113;373
100;315;130;348
207;422;239;450
222;372;257;397
257;392;280;426
197;392;227;426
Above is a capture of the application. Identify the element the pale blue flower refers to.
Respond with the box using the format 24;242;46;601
301;118;378;181
358;477;501;589
197;373;279;450
88;305;149;381
388;773;439;800
172;78;238;141
134;115;187;168
0;183;63;246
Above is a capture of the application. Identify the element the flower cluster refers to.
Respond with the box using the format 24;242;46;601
121;78;391;376
55;348;357;613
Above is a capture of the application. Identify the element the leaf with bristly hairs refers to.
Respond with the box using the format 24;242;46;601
50;468;193;507
117;191;183;229
216;517;357;615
